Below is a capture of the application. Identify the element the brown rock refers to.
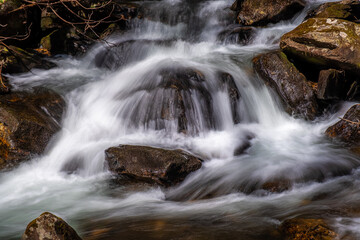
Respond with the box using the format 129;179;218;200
22;212;82;240
236;0;305;26
0;88;65;171
105;145;203;187
317;69;347;100
280;218;338;240
253;51;318;120
307;0;360;22
217;25;255;44
280;18;360;76
325;104;360;151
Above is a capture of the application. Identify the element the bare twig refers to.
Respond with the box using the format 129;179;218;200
339;117;360;125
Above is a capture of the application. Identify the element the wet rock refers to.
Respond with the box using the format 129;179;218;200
121;66;241;134
261;179;291;193
325;104;360;152
217;25;255;45
306;0;360;22
280;18;360;76
234;0;305;26
105;145;203;187
0;45;55;75
22;212;82;240
280;218;338;240
317;69;348;100
253;51;318;120
0;88;65;171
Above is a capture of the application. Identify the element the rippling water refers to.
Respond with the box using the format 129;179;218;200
1;0;359;239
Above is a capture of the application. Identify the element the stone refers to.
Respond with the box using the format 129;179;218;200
236;0;306;26
22;212;82;240
105;145;203;187
280;218;338;240
280;18;360;76
0;88;65;170
325;104;360;152
253;51;318;120
307;0;360;22
217;25;254;44
317;69;348;100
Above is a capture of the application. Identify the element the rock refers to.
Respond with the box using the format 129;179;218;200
307;0;360;22
22;212;82;240
217;25;254;44
280;18;360;76
253;51;318;120
120;66;241;134
235;0;305;26
0;45;55;74
280;218;338;240
105;145;203;187
317;69;348;100
325;104;360;152
0;88;65;171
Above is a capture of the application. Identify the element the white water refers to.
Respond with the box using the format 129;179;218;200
1;0;359;239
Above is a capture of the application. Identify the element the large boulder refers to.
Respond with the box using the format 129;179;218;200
0;88;65;170
280;218;338;240
105;145;203;187
234;0;305;26
280;18;360;76
22;212;82;240
307;0;360;22
325;104;360;153
120;66;241;134
253;51;318;120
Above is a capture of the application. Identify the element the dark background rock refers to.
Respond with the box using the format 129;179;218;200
317;69;349;100
306;0;360;22
105;145;202;187
234;0;305;26
253;51;318;120
22;212;82;240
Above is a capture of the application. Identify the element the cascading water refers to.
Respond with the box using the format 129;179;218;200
1;0;359;239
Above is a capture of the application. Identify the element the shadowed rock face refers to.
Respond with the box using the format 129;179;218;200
105;145;203;187
235;0;305;26
317;69;349;100
280;18;360;76
22;212;82;240
280;218;338;240
253;51;318;120
326;104;360;152
0;88;65;171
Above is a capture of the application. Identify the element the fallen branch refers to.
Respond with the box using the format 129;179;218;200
339;117;360;125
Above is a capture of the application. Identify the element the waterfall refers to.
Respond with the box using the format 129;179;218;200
0;0;359;239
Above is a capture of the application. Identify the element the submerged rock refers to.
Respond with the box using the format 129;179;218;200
280;18;360;76
280;218;338;240
253;51;318;120
217;25;255;44
22;212;82;240
234;0;305;26
0;88;65;171
105;145;203;187
326;104;360;153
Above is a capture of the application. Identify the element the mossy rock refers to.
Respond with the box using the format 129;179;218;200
307;0;360;22
280;18;360;76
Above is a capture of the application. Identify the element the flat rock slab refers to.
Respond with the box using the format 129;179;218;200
280;18;360;76
105;145;202;187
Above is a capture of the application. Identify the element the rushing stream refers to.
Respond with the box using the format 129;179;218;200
1;0;360;239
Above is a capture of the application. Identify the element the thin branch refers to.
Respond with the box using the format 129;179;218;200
339;117;360;125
